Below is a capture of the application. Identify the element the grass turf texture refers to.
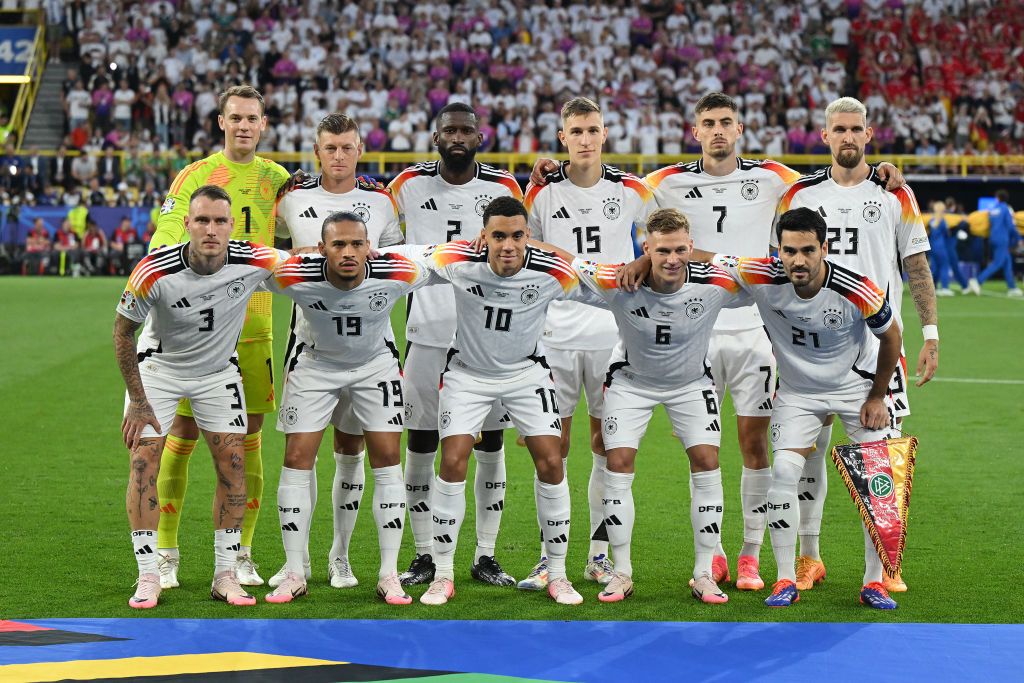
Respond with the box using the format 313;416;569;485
1;277;1021;623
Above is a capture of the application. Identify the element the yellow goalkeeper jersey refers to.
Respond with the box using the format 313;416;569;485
150;151;291;342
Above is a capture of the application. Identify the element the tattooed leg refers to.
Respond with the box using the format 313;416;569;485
206;431;247;531
126;437;165;530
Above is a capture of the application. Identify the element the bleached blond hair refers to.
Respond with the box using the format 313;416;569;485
825;97;868;127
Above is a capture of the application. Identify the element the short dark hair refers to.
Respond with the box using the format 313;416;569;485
436;102;477;128
218;85;265;115
694;92;738;116
320;210;368;241
776;207;827;245
482;196;528;226
190;184;232;206
996;189;1008;203
316;113;360;141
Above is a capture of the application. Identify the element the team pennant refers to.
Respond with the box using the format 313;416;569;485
831;437;918;577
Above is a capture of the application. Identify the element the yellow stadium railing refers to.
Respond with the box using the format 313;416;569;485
8;10;46;148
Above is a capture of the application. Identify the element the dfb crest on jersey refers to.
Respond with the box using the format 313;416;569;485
823;308;844;330
259;177;274;200
520;285;540;304
602;197;621;220
368;292;389;311
281;406;298;426
159;196;175;215
226;279;246;298
440;411;452;429
120;290;137;310
685;297;705;319
603;416;618;435
770;423;781;443
741;181;759;200
474;194;492;216
862;200;882;223
352;201;372;223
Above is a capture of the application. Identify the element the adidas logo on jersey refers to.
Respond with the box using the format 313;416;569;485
768;520;791;530
308;300;328;311
300;207;319;219
699;522;720;534
551;206;571;219
387;413;403;426
685;188;703;199
630;306;651;318
409;502;429;513
817;207;828;218
281;522;299;531
420;198;438;211
758;398;774;410
706;419;720;432
486;500;504;512
171;297;191;308
383;518;402;529
893;398;908;411
229;415;245;427
549;419;562;430
466;285;484;297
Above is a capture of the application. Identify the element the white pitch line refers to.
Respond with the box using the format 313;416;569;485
912;376;1024;385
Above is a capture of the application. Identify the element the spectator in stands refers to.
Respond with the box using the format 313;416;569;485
81;219;107;275
110;216;142;275
53;219;82;277
0;142;23;194
98;147;120;187
23;219;51;276
71;151;97;187
65;79;91;132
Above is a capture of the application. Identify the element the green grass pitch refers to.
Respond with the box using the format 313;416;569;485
0;277;1021;623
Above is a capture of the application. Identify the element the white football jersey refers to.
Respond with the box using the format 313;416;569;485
646;157;800;330
525;162;653;350
277;176;404;249
388;161;524;348
777;166;929;324
574;260;741;389
267;252;437;369
713;255;894;398
117;241;283;377
426;241;584;378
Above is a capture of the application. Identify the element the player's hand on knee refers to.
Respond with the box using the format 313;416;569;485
529;158;559;186
876;162;905;191
915;341;938;386
616;255;651;292
123;400;160;449
859;397;889;431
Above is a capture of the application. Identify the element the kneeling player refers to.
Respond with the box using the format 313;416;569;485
568;209;740;604
114;185;284;608
415;197;591;606
263;212;437;605
711;208;903;610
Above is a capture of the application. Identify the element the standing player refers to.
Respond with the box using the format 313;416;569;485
115;185;283;609
710;208;903;610
778;97;937;593
267;113;404;591
148;85;291;590
262;212;438;605
569;209;742;604
388;102;524;587
414;196;588;606
968;189;1021;296
519;96;651;590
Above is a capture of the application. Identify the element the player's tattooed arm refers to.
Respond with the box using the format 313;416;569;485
114;313;161;448
904;251;939;386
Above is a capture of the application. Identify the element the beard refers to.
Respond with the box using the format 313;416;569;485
836;147;863;168
439;146;476;173
707;141;733;160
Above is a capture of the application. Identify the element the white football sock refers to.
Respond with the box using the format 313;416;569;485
863;523;884;585
691;473;726;557
603;468;635;577
740;466;772;558
277;466;312;574
329;450;365;562
404;449;436;554
372;464;405;578
431;477;465;581
691;468;724;579
132;530;158;575
799;425;831;559
536;478;571;580
587;452;610;560
767;450;804;582
304;455;317;566
473;447;505;563
213;528;242;575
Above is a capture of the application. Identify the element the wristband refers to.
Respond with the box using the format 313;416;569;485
922;325;939;341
